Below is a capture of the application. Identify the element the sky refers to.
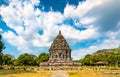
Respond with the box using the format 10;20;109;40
0;0;120;60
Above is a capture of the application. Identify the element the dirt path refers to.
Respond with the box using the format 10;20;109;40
51;70;69;77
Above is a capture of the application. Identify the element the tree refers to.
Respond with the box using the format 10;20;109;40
80;48;120;66
17;53;37;66
82;54;94;65
0;53;2;65
13;59;19;66
36;52;49;65
2;54;15;65
0;35;5;65
107;52;116;65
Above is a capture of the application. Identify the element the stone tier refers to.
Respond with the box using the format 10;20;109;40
40;62;81;66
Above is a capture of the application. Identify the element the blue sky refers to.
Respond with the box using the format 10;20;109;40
0;0;120;60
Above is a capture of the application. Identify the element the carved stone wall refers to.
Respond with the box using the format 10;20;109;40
49;30;71;63
40;30;80;66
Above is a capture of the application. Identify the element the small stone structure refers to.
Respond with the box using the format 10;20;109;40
40;30;80;66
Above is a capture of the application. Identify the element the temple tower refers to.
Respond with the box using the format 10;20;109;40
49;30;72;62
40;30;80;66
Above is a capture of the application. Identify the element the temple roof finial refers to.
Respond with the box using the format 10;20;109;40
59;30;62;35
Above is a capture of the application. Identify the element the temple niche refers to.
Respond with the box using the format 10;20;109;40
40;30;80;66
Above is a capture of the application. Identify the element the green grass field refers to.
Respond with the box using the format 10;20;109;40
68;70;120;77
0;70;52;77
0;66;120;77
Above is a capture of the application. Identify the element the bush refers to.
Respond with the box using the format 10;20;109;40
10;66;15;70
0;66;3;70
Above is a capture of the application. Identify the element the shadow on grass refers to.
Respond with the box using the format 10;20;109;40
69;72;78;75
0;70;37;75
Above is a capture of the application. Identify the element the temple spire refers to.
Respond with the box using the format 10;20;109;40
59;30;62;35
40;29;81;66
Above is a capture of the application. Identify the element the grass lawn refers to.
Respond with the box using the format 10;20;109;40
68;70;120;77
0;67;120;77
0;70;52;77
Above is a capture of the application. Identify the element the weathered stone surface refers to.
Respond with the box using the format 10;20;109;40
49;30;71;62
40;30;80;66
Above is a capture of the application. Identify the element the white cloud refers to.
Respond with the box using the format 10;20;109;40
64;0;120;60
64;0;120;32
60;25;98;41
72;27;120;60
3;31;27;50
0;28;3;32
72;29;120;60
30;0;40;6
64;0;106;18
80;17;96;25
1;0;99;53
0;0;65;53
0;0;51;53
1;0;120;59
117;21;120;28
72;38;120;60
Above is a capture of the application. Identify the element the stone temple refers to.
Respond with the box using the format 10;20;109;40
40;30;80;66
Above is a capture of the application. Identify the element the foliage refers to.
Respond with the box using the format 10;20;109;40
80;48;120;66
16;53;37;66
0;35;5;53
0;35;5;65
13;59;19;66
2;54;14;65
36;52;49;64
0;53;3;65
0;52;49;66
0;35;49;66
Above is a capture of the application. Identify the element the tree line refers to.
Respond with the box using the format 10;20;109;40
1;34;120;66
0;35;5;65
2;47;120;66
1;52;49;66
79;48;120;66
0;34;49;66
